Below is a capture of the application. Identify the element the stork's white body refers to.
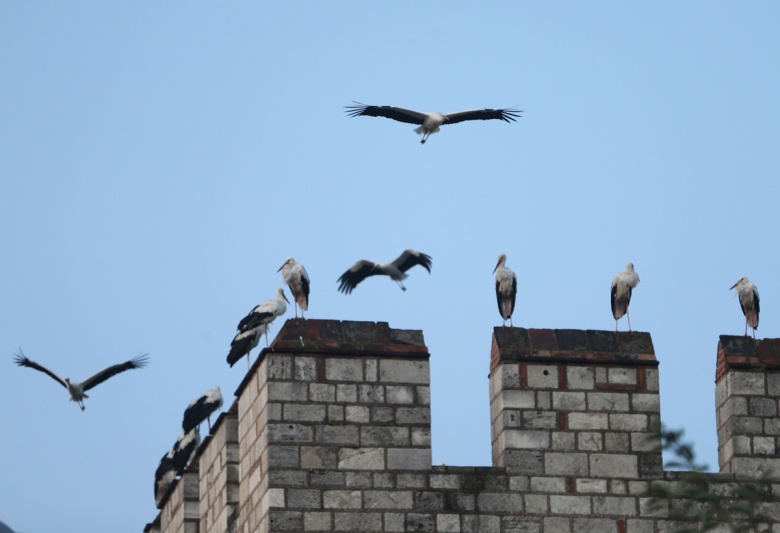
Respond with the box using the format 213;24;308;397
231;289;288;369
611;262;640;333
493;253;517;327
414;112;446;143
730;276;760;338
278;257;310;319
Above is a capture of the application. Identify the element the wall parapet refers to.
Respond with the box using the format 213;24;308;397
144;321;780;533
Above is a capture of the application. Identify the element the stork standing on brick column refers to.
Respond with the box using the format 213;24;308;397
278;257;310;319
228;289;288;369
611;262;640;333
493;253;517;327
182;386;223;433
730;276;760;339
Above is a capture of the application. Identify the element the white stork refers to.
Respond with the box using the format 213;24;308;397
345;102;521;144
230;289;288;368
611;262;640;333
730;276;760;338
226;323;267;368
154;428;199;505
182;386;223;433
278;257;310;319
13;349;149;410
493;253;517;328
337;249;432;294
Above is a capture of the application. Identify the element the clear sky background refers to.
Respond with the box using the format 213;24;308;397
2;3;779;532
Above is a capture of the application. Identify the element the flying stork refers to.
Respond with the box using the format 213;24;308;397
229;289;288;368
493;253;517;327
730;276;760;339
182;386;223;433
611;262;640;333
337;249;432;294
278;257;310;319
13;349;149;410
345;102;521;144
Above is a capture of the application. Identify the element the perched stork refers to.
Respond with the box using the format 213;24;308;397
229;289;288;369
226;323;267;368
493;253;517;327
278;257;310;319
337;249;432;294
182;386;223;433
154;428;199;505
611;262;640;333
730;276;760;339
345;102;521;144
13;349;149;411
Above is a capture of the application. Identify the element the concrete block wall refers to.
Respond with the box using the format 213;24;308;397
144;320;780;533
716;335;780;476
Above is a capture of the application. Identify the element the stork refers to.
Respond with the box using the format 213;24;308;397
229;289;288;368
13;349;149;410
278;257;310;319
154;428;199;505
345;102;521;144
337;249;432;294
182;386;223;433
226;323;267;369
611;262;640;333
730;276;760;339
493;253;517;327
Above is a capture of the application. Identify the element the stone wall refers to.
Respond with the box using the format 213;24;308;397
144;321;780;533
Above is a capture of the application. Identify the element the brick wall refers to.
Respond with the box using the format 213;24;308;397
144;320;780;533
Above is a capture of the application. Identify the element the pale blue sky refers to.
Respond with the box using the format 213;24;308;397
2;3;779;532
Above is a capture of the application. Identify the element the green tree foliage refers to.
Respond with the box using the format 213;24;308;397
645;428;778;532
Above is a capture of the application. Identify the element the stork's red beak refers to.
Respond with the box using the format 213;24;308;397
277;262;287;272
729;281;739;290
492;260;501;274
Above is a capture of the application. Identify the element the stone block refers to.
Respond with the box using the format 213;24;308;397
576;479;607;493
327;404;344;422
572;517;617;532
396;407;431;425
268;444;299;468
333;511;382;531
325;358;363;381
358;384;385;403
267;382;308;402
750;397;778;417
411;428;431;446
372;406;395;423
552;432;576;451
337;447;385;470
477;492;524;513
544;517;572;532
500;390;536;409
304;511;331;531
609;414;648;431
606;432;631;452
417;385;431;406
437;514;461;533
405;513;435;532
550;495;591;514
387;448;431;470
345;405;370;423
522;411;557;429
267;356;292;380
504;429;550;449
527;365;559;388
567;367;595;390
316;425;359;445
385;385;414;404
502;450;544;474
268;510;301;531
323;489;362;509
727;371;766;395
415;490;445;511
608;367;637;385
282;405;326;423
379;359;429;384
294;357;316;381
552;391;586;410
545;453;588;476
363;490;413;509
336;384;357;402
644;369;659;391
308;383;335;402
592;496;637;515
269;423;314;443
631;393;660;413
286;489;321;509
361;426;410;446
587;392;630;412
300;446;338;469
577;432;602;451
590;454;638;478
568;413;609;430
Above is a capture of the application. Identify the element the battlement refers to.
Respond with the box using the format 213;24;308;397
144;320;780;533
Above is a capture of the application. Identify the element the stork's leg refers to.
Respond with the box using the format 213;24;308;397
246;353;251;372
627;309;632;333
744;318;748;338
396;280;407;291
207;416;212;432
615;319;619;334
510;315;513;328
80;402;86;411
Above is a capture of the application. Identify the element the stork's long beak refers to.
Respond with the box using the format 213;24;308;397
277;263;286;273
729;281;739;290
492;260;501;274
282;291;291;303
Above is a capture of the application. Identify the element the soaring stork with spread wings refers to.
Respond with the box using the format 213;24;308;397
345;102;521;144
338;249;432;294
13;349;149;410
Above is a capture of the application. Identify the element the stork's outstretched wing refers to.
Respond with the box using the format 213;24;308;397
345;103;428;125
80;354;149;392
445;108;521;124
392;249;433;273
13;349;69;389
337;260;379;294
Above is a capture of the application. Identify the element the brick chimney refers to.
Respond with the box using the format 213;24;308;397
489;328;661;479
716;335;780;475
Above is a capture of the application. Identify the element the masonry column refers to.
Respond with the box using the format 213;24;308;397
716;335;780;476
235;319;431;533
490;328;661;480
